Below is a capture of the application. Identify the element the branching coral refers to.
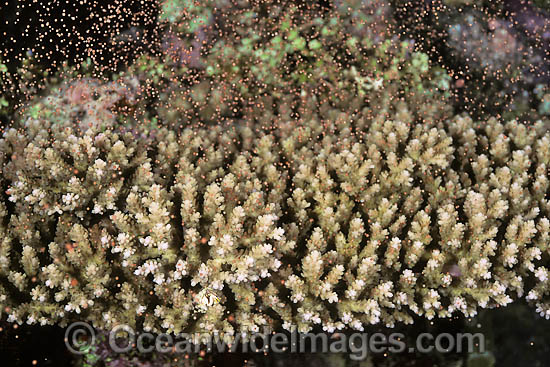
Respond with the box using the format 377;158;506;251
3;2;550;367
1;5;550;359
1;105;550;336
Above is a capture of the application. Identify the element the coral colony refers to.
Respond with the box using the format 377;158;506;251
1;0;550;365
